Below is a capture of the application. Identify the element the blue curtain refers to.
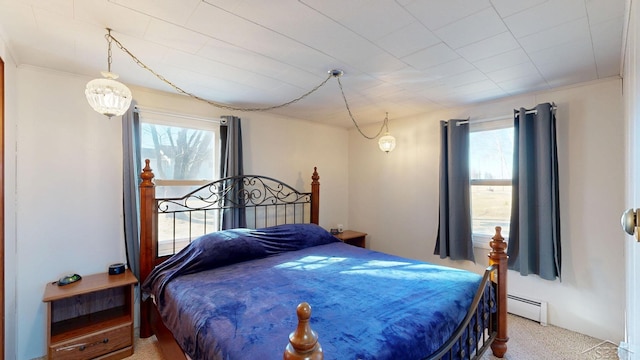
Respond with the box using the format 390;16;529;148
122;103;141;279
434;119;474;262
508;103;561;280
220;115;245;229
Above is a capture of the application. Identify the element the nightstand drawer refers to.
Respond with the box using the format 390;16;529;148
49;323;132;360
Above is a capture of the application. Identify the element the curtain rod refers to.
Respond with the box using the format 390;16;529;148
134;105;223;124
455;104;557;125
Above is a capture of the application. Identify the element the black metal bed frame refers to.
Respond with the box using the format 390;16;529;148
154;174;314;257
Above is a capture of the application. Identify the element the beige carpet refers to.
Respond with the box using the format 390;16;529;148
130;314;620;360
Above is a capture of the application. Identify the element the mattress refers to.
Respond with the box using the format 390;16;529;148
142;224;493;360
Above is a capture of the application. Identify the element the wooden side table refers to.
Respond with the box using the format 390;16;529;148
42;270;138;360
335;230;367;248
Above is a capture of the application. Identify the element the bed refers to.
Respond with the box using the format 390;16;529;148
137;160;508;359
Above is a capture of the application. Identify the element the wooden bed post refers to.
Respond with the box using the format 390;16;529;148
489;226;508;358
139;159;157;338
284;302;323;360
310;167;320;225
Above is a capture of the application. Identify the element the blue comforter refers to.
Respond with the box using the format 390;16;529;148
142;224;492;360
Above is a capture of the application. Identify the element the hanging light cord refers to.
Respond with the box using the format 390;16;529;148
105;30;391;136
334;75;389;139
106;32;332;112
106;29;113;73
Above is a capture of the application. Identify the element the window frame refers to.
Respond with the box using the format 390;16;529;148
469;118;513;249
138;108;222;255
137;108;221;185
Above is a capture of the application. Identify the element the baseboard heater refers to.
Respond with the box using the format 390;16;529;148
507;294;548;326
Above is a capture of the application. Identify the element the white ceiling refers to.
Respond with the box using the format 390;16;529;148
0;0;627;127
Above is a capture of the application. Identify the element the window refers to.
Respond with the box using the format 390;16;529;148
469;119;513;247
139;110;219;255
140;112;218;191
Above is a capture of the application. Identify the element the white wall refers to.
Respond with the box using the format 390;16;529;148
16;66;127;360
349;77;626;342
11;69;348;359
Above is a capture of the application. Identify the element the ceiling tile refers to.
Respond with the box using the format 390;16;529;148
432;69;490;88
0;2;39;50
144;20;209;54
421;58;476;80
109;0;201;26
486;61;541;83
419;79;506;105
332;1;416;41
74;0;152;39
586;0;625;25
163;49;252;82
517;17;590;53
533;40;598;83
352;52;409;75
456;31;519;62
402;0;492;30
503;0;587;38
32;0;74;19
377;68;438;87
197;42;324;89
497;73;550;95
376;22;440;58
490;0;548;18
455;82;509;103
528;37;594;68
434;7;507;49
401;43;460;70
591;16;624;77
473;48;531;73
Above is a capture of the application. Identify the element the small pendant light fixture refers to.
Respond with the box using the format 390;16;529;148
85;28;133;118
331;70;396;153
378;113;396;153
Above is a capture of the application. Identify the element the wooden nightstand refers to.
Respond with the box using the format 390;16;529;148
335;230;367;248
42;270;138;360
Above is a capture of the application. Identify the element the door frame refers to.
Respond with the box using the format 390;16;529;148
624;0;640;356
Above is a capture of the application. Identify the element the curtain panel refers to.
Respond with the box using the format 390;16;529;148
508;103;562;280
220;115;246;229
122;103;141;280
434;119;475;262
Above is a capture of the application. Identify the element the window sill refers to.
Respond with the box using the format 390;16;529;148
473;241;492;250
473;234;508;250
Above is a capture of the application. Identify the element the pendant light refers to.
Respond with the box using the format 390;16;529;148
85;28;132;118
378;115;396;153
330;70;396;153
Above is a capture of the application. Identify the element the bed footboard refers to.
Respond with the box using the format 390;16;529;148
426;267;496;359
429;226;508;359
286;227;509;360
